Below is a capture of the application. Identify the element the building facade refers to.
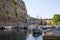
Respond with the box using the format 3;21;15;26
27;15;52;25
27;15;41;25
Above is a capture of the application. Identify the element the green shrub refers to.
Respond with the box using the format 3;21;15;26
12;0;17;5
6;10;9;14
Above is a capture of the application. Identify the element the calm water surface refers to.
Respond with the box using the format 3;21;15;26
0;29;43;40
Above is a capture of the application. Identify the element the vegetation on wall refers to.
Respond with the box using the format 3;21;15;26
12;0;18;17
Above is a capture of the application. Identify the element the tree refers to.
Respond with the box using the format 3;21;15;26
52;14;60;25
47;21;51;25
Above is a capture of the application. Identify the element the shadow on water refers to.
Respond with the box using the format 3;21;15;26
0;29;27;40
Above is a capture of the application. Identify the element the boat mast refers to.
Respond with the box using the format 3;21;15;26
37;13;39;25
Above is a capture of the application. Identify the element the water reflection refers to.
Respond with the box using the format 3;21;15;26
0;29;43;40
0;29;27;40
26;33;43;40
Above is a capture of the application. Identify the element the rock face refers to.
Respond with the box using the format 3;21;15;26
0;0;27;24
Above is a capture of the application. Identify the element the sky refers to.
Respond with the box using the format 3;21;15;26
23;0;60;19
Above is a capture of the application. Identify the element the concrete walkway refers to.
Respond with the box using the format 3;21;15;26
52;29;60;36
44;29;60;37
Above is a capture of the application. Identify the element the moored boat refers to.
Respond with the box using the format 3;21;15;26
32;28;42;37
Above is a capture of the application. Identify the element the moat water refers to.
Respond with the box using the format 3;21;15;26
0;29;43;40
